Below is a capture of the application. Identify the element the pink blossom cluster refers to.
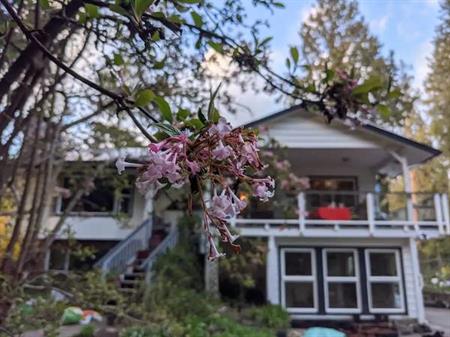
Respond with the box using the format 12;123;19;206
116;117;275;261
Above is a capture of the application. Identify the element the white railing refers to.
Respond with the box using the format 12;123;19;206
143;224;178;283
232;191;450;238
95;218;153;275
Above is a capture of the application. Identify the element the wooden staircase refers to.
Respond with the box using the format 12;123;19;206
118;229;167;293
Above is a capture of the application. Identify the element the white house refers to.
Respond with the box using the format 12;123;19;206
45;105;450;323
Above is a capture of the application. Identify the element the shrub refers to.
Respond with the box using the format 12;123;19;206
246;304;290;330
77;324;95;337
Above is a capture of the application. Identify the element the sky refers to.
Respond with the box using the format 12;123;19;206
223;0;442;125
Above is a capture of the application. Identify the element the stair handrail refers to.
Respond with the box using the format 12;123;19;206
142;224;178;282
95;217;153;275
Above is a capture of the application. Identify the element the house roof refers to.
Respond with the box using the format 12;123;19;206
243;104;441;165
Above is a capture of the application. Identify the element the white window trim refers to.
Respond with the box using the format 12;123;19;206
365;249;405;313
323;248;362;313
281;248;318;313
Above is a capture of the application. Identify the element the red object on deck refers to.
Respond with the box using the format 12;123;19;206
309;207;352;220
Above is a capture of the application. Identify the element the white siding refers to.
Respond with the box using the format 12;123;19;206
271;237;422;320
45;191;147;240
402;240;418;319
264;113;380;149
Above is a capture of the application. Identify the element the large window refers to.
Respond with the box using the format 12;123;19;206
365;249;404;313
281;249;318;313
323;249;361;313
307;177;358;209
55;176;133;215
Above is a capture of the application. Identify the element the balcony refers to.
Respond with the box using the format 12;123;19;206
231;191;450;238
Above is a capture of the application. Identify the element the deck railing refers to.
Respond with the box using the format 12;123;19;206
95;217;153;274
232;191;450;237
142;224;178;282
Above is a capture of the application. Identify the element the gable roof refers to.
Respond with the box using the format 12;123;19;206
244;104;441;165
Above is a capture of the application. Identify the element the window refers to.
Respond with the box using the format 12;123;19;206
365;249;404;313
281;249;318;313
323;249;361;313
55;176;133;215
308;177;358;209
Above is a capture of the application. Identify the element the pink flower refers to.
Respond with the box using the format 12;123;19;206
186;159;200;175
252;178;275;202
209;190;236;219
212;141;232;161
209;117;232;138
208;235;226;261
241;142;260;167
115;156;143;175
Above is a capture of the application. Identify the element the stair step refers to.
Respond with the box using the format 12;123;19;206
123;273;144;281
136;250;150;259
120;282;136;289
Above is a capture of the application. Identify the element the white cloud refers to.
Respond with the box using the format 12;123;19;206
370;14;389;34
425;0;439;8
201;49;281;126
413;40;433;90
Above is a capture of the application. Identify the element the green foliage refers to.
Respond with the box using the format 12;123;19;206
220;238;267;299
77;324;96;337
246;305;290;330
135;89;155;107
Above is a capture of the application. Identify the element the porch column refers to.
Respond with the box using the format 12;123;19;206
266;235;279;304
409;238;425;323
390;152;414;222
144;189;155;242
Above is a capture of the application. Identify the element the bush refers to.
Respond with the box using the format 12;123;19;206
246;304;290;330
77;324;95;337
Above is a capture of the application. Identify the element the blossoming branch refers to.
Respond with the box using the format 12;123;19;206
116;117;275;261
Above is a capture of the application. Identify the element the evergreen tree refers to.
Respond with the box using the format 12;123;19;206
298;0;414;125
426;0;450;169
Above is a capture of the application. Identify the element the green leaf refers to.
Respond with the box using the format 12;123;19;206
208;41;224;54
207;83;222;122
135;89;155;107
324;69;335;83
176;108;191;121
134;0;154;19
151;31;161;41
352;76;384;95
109;4;129;17
377;104;391;120
290;46;299;64
84;4;99;18
185;118;204;130
198;108;207;125
152;123;180;136
273;2;285;8
387;88;402;100
40;0;50;10
113;53;124;66
154;96;173;123
154;58;165;69
285;58;291;69
259;36;273;47
190;10;203;27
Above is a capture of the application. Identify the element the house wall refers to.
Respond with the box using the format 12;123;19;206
45;191;148;240
262;113;380;149
267;236;424;322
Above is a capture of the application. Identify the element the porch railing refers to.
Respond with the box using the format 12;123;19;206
142;224;178;282
232;191;450;236
95;217;153;275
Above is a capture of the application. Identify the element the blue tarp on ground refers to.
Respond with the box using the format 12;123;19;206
303;327;346;337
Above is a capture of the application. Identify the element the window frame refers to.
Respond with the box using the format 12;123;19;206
53;178;134;216
365;249;405;313
322;248;362;313
281;248;318;313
